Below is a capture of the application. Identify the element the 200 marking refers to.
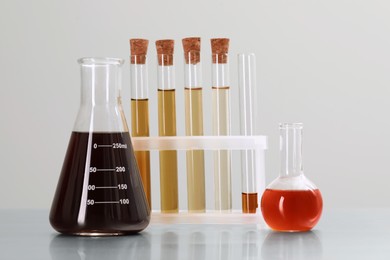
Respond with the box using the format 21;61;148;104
116;167;125;172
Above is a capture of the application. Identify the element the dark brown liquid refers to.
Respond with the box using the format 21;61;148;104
242;192;258;213
50;132;150;236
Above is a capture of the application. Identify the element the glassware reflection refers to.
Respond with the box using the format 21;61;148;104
49;225;277;260
261;231;323;259
242;231;259;259
189;231;206;260
161;232;178;260
49;234;151;260
217;231;231;260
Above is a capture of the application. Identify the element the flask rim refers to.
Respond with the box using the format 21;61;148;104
77;57;124;66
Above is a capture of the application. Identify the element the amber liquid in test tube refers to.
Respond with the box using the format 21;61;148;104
238;53;258;213
156;40;179;213
130;39;151;208
182;37;206;212
211;38;232;211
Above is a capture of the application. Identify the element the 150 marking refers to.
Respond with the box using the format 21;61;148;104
87;184;127;190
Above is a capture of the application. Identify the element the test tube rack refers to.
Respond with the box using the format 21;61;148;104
132;135;267;225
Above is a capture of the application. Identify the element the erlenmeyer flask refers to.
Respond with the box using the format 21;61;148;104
261;123;323;232
50;57;150;236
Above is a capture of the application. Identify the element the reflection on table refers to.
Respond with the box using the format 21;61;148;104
49;225;322;260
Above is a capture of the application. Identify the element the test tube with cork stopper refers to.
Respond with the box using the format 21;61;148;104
156;39;179;213
182;37;206;213
211;38;232;211
129;39;152;209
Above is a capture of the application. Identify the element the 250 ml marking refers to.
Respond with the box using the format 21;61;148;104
93;143;128;149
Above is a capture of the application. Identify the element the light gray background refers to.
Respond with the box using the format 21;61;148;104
1;0;389;209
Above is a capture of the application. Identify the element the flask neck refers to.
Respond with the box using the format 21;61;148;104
74;58;128;133
280;123;303;177
79;58;123;106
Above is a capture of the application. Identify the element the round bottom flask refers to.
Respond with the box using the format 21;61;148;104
261;123;323;232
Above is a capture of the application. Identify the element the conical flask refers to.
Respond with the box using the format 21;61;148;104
261;123;323;232
50;57;150;236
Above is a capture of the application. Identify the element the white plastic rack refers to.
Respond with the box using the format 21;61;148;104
132;135;268;225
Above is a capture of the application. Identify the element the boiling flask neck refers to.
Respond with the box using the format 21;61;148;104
280;123;304;178
74;58;128;132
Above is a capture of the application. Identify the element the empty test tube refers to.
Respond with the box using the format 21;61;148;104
238;53;258;213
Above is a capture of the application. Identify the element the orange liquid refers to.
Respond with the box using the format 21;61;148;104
242;193;258;213
261;189;323;232
131;99;151;209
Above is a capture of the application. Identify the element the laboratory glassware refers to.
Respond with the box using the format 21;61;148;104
156;39;179;213
261;123;323;232
130;39;152;208
211;38;232;211
50;57;150;236
238;53;258;213
182;37;206;212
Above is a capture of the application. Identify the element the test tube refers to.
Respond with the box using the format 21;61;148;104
156;39;179;213
211;38;232;211
130;39;151;208
182;37;206;212
238;53;258;213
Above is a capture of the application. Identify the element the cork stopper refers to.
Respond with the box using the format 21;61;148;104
182;37;201;64
156;39;174;66
211;38;230;64
130;38;149;64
